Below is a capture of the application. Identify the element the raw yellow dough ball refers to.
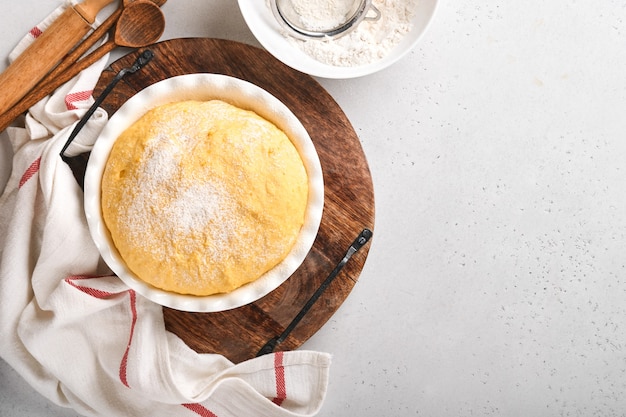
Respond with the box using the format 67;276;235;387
101;100;308;296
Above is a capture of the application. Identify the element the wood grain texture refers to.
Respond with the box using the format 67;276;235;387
0;7;91;115
92;38;375;363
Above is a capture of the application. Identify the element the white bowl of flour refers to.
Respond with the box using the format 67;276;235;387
238;0;438;78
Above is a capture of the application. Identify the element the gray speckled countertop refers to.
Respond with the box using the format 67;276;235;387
2;0;626;416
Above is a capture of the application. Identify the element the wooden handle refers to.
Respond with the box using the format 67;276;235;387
0;41;116;132
0;0;116;117
40;8;122;94
0;7;93;115
75;0;117;23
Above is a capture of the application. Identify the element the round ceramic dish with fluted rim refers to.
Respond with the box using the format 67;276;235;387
84;73;324;312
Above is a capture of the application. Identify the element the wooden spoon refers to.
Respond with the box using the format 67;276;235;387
0;0;165;132
38;0;167;99
51;0;165;91
127;0;167;5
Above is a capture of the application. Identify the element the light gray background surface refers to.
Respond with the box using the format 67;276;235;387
2;1;626;416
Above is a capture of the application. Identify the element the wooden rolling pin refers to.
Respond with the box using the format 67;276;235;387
0;0;116;115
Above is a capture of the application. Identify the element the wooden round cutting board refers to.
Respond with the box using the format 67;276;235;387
92;38;375;363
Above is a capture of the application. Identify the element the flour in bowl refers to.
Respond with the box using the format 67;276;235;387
274;0;419;67
288;0;356;31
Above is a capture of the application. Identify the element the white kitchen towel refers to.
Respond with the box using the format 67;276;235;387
0;3;331;417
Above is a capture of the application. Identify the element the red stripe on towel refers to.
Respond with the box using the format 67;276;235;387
182;403;219;417
272;351;286;406
119;289;137;388
65;90;92;110
65;275;115;298
29;26;43;38
64;275;139;388
18;157;41;189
